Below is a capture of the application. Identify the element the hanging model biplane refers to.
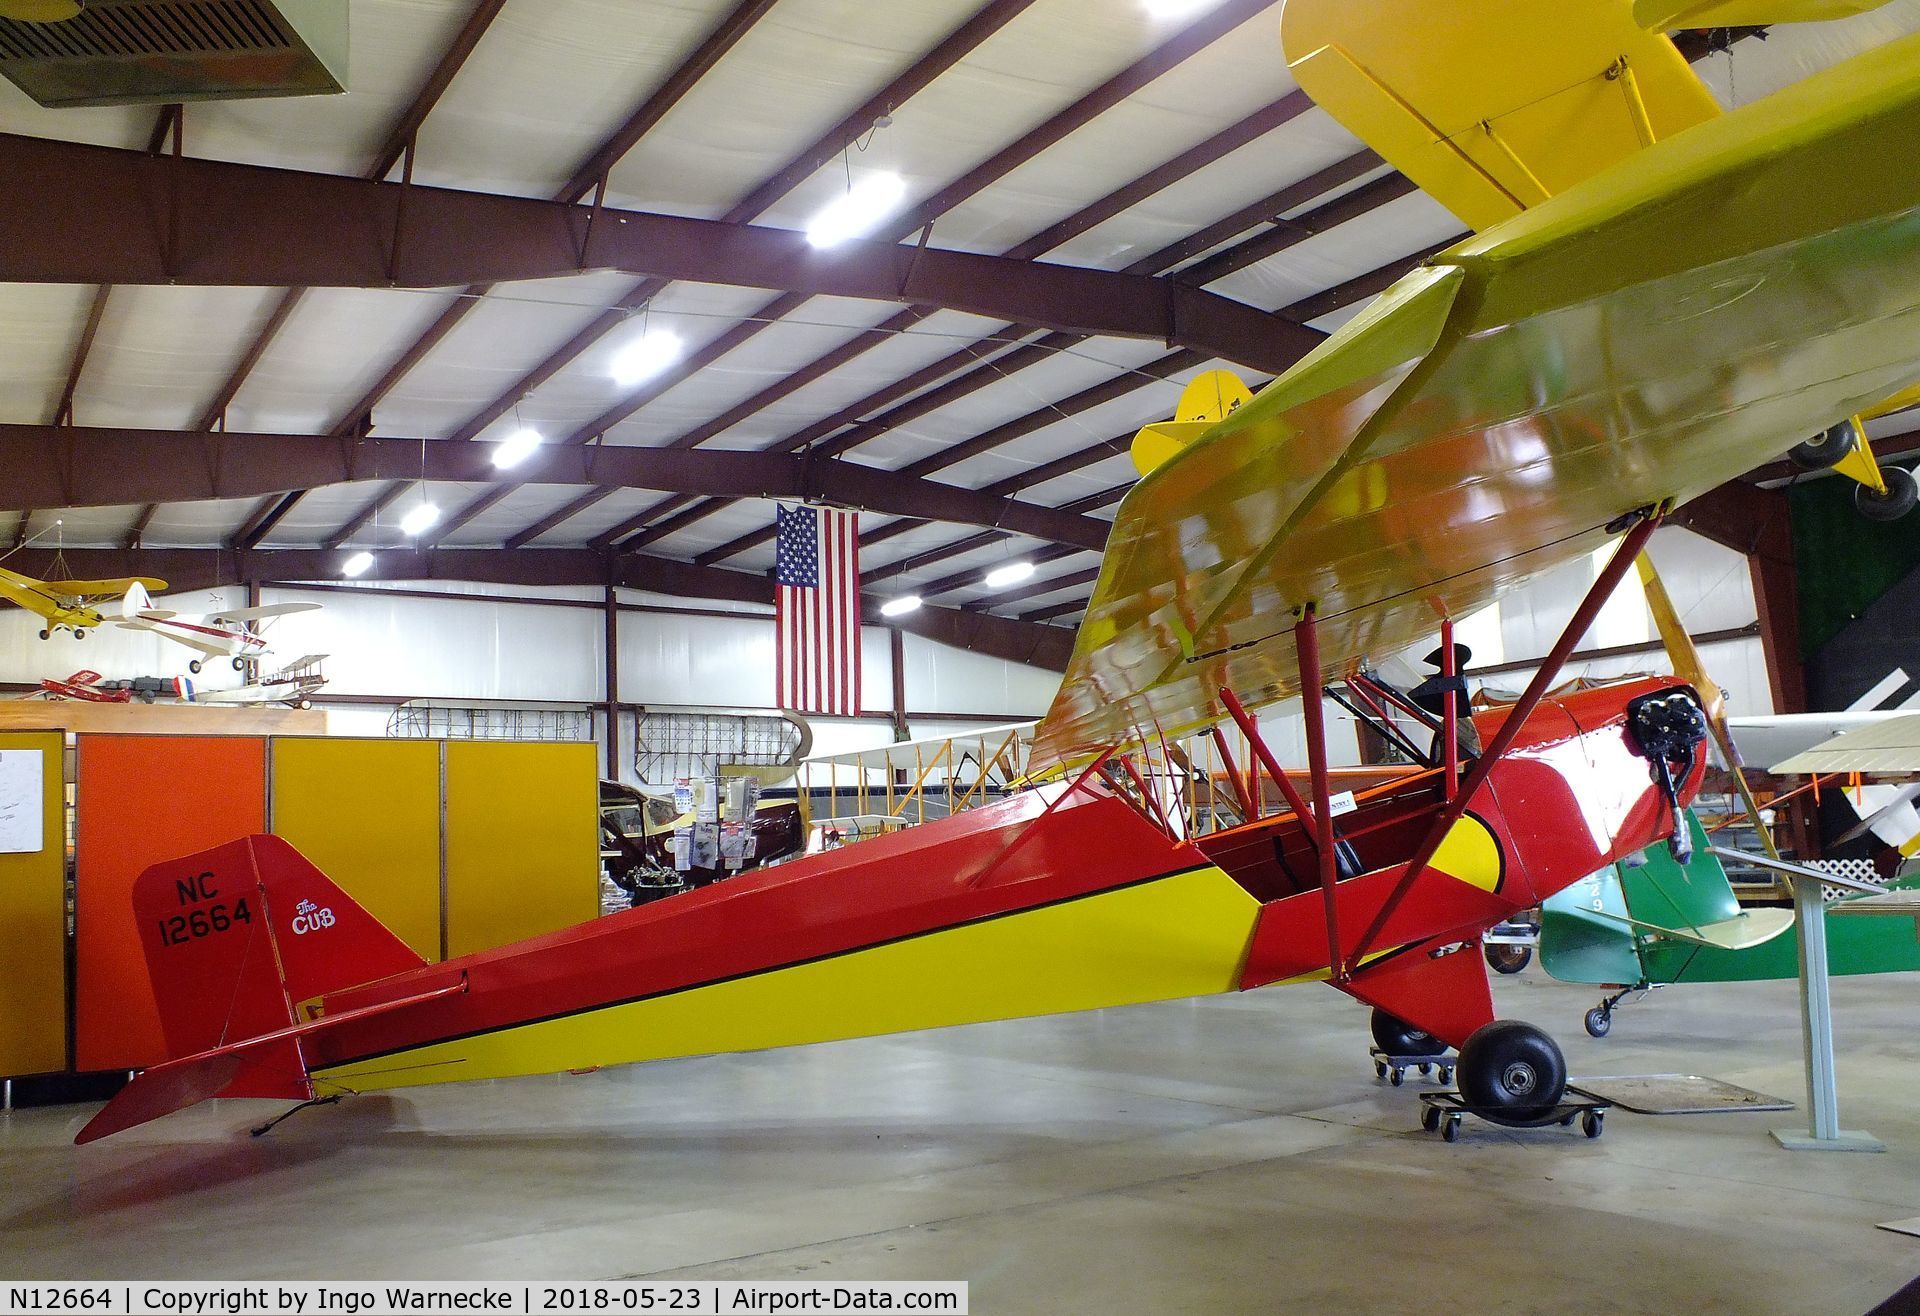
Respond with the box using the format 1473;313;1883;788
0;563;166;640
75;0;1920;1145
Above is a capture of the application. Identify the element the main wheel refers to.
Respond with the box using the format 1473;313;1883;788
232;656;247;671
1584;1006;1612;1038
188;660;202;674
1856;465;1918;522
1485;943;1532;975
1370;1009;1447;1057
1788;420;1858;470
1458;1020;1567;1125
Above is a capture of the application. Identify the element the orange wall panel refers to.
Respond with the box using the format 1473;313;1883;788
75;735;266;1071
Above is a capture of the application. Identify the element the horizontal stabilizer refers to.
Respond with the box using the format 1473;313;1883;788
76;977;466;1144
1593;905;1795;951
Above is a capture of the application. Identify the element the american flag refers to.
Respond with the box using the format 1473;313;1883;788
775;503;861;715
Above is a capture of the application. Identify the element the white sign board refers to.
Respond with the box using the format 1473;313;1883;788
0;749;45;854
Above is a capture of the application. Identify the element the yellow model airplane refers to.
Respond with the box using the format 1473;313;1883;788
0;564;168;640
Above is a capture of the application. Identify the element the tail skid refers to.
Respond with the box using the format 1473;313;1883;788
77;835;436;1144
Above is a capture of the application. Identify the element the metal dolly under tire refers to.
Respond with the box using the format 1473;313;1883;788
1370;1046;1456;1087
1417;1087;1613;1143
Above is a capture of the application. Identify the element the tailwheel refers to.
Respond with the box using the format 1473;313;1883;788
37;629;49;640
1370;1008;1446;1057
1457;1020;1567;1125
1485;943;1532;975
1584;1006;1612;1038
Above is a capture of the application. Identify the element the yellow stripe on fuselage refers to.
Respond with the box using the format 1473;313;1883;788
313;867;1261;1092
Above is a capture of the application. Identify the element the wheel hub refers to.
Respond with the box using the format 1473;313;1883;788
1502;1061;1537;1096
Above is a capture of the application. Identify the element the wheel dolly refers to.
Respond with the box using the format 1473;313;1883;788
1416;1086;1614;1143
1369;1046;1455;1088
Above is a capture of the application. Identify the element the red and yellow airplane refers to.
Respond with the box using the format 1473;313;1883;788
77;0;1920;1143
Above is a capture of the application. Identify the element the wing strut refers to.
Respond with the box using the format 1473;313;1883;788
1294;602;1347;982
1347;507;1666;965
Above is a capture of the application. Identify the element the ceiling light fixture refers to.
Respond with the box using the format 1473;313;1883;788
342;551;375;578
983;561;1036;589
492;425;543;470
611;328;684;387
879;594;922;618
399;503;440;537
806;171;907;249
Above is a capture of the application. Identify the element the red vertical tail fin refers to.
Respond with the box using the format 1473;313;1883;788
133;834;424;1059
77;836;428;1144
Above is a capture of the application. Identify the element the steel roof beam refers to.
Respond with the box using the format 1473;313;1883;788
609;144;1398;553
0;425;1113;551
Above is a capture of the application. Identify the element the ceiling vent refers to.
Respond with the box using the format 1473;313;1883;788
0;0;346;108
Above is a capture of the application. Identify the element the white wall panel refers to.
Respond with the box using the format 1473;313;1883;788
618;610;775;709
266;587;602;702
899;633;1059;717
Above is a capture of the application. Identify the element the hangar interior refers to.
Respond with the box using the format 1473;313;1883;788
1;0;1920;1309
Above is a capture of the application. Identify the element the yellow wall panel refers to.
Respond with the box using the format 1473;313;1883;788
445;742;599;958
271;738;444;961
0;732;66;1077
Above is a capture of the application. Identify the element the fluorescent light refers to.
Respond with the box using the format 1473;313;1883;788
983;561;1036;589
806;172;907;249
399;503;440;537
880;594;922;618
342;551;375;578
611;329;683;387
492;426;543;470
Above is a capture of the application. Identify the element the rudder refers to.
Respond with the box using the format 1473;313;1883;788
133;835;425;1062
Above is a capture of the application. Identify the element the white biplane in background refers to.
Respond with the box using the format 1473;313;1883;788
116;582;320;673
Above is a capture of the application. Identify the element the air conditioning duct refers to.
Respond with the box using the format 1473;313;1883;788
0;0;346;108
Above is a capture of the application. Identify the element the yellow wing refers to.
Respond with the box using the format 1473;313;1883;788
42;577;168;601
1030;30;1920;770
1280;0;1719;233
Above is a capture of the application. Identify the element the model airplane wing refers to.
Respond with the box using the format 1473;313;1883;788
1028;29;1920;770
40;576;167;601
203;601;322;624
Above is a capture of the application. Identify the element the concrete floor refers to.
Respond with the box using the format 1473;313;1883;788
3;971;1920;1312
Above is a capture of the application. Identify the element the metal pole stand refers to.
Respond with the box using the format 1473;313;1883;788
1772;872;1882;1153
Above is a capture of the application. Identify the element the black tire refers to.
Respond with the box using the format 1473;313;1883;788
189;660;202;674
1486;943;1532;975
1370;1009;1447;1056
1582;1110;1603;1139
1374;1060;1387;1079
1584;1006;1612;1038
232;656;247;671
1856;465;1919;522
1442;1117;1460;1143
1390;1068;1403;1087
37;629;49;640
1458;1020;1568;1124
73;628;84;639
1438;1066;1454;1085
1422;1106;1441;1133
1788;421;1858;470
